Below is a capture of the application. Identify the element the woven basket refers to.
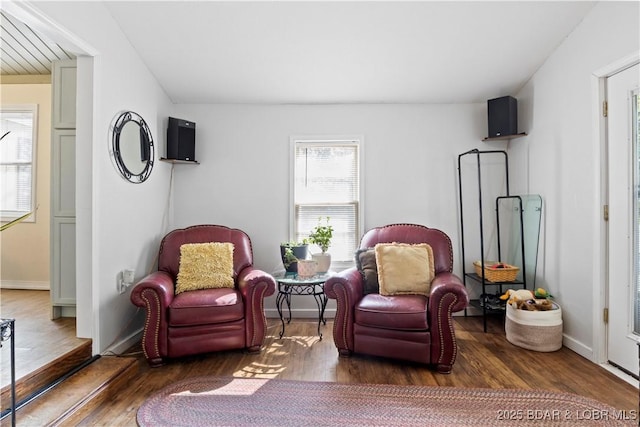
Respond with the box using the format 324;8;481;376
473;261;519;282
505;303;563;352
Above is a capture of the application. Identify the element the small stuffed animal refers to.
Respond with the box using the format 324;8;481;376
534;287;553;299
500;289;535;308
520;298;554;311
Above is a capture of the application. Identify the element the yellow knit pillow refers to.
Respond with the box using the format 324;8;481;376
375;243;435;296
175;242;235;294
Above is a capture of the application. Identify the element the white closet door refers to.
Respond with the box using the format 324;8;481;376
51;60;76;318
52;59;77;129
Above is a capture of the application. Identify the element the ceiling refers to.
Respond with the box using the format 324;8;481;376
0;10;74;75
3;2;597;105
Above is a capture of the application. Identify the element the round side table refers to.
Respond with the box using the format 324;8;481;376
274;272;332;339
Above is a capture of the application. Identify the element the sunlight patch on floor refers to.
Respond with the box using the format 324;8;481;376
266;334;322;347
233;361;286;379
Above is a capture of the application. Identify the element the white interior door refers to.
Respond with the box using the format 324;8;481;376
50;59;77;319
607;62;640;377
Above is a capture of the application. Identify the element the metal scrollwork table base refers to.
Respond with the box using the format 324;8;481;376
274;273;332;340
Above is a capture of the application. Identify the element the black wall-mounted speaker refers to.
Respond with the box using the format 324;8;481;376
167;117;196;161
487;96;517;138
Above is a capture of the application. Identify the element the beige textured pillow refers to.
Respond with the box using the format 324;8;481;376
176;242;235;294
375;243;435;296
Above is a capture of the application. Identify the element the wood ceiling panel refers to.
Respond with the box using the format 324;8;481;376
0;11;74;76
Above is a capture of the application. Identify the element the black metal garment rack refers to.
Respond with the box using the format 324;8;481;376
457;149;527;332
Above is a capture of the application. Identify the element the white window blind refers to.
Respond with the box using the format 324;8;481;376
0;105;37;221
292;139;362;264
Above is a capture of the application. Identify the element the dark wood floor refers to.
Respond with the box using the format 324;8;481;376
78;316;638;426
1;292;637;425
0;290;88;390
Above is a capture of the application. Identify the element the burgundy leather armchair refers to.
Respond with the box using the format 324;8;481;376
130;225;276;367
324;224;469;373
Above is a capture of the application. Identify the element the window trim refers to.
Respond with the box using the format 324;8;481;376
289;135;364;270
1;104;38;223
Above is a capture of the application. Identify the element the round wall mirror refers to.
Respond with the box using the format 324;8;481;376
111;111;154;183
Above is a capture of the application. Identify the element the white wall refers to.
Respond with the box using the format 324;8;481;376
171;103;486;316
24;1;176;351
510;1;640;359
20;1;639;358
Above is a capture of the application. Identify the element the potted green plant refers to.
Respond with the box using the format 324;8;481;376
280;240;308;273
308;217;333;273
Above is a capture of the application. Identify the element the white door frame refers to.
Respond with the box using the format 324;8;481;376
4;0;99;350
593;51;640;366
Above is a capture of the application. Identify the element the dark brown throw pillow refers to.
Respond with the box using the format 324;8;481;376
356;248;379;294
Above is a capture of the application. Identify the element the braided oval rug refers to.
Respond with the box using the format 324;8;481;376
137;376;635;426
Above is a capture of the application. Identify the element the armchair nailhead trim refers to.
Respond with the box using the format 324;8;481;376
333;283;350;352
436;293;458;365
248;286;257;347
248;283;268;348
141;289;161;361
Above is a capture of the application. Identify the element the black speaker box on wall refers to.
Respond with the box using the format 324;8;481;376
487;96;517;138
167;117;196;161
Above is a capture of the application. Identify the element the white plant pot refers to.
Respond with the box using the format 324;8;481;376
312;253;331;273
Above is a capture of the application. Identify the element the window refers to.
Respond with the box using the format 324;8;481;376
0;105;37;222
291;137;363;267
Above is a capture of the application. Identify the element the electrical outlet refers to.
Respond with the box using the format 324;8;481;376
118;269;136;294
123;269;135;284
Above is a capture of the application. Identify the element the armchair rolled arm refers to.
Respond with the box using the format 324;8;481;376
429;273;469;314
237;267;276;350
237;267;276;297
130;271;175;308
324;267;363;355
129;271;175;366
324;267;363;301
428;272;469;373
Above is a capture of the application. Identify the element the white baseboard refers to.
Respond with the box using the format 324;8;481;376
562;333;593;361
1;280;49;290
103;328;143;356
52;305;76;318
